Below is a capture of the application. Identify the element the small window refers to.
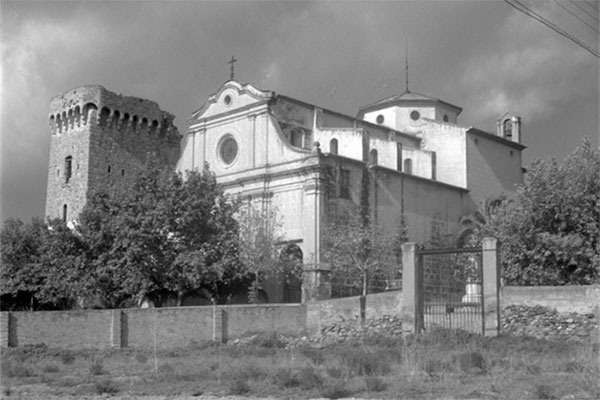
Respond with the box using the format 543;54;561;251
339;169;350;199
410;111;420;121
57;169;60;177
330;138;338;155
376;114;384;124
62;204;67;223
369;149;378;165
121;169;125;176
65;156;72;183
404;158;413;175
290;129;303;148
443;114;449;122
510;150;514;157
107;165;111;174
224;95;232;106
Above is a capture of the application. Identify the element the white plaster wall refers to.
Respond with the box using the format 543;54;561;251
315;129;364;160
419;121;468;188
362;108;397;131
466;133;524;206
401;148;432;179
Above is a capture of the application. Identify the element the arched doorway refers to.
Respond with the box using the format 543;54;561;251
280;243;303;303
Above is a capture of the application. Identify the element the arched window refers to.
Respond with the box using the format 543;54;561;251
290;129;303;148
330;138;338;155
369;149;378;165
404;158;412;175
503;119;512;139
62;204;68;223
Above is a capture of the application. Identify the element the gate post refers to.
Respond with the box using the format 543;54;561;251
401;243;422;334
482;237;500;336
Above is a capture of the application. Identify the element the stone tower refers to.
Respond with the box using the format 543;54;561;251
45;85;181;222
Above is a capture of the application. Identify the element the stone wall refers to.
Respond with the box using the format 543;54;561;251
501;285;600;314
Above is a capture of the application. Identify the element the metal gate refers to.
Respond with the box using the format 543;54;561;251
417;247;484;334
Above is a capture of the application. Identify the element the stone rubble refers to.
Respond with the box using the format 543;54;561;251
502;305;598;342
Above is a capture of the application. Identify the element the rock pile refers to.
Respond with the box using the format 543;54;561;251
502;305;598;342
316;314;403;344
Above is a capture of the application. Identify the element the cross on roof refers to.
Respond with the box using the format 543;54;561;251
228;56;237;81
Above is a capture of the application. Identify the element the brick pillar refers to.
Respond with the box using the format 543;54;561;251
0;312;9;347
401;243;422;334
302;264;332;302
482;237;501;336
110;310;122;348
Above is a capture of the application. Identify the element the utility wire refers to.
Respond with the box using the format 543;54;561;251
569;0;599;21
583;0;598;12
504;0;599;58
554;0;599;33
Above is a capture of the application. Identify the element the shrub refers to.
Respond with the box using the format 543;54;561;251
1;360;34;378
299;346;325;365
365;375;387;392
229;378;250;395
297;365;323;390
60;351;75;365
453;351;486;374
41;363;60;373
273;368;299;388
320;379;352;399
95;378;119;395
89;357;105;376
336;346;391;376
534;384;557;400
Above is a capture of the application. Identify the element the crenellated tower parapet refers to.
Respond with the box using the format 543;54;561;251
45;85;181;223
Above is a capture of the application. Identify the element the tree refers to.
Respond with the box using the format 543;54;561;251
78;162;243;307
484;138;599;285
237;203;301;303
322;207;405;298
1;218;86;310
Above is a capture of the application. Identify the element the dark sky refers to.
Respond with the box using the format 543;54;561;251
1;0;598;222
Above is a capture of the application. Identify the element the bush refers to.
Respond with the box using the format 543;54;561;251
229;378;250;395
273;368;299;388
365;375;387;392
336;346;391;376
452;351;486;374
320;379;352;399
298;345;325;365
40;363;60;373
297;365;323;390
95;378;119;395
1;360;34;378
60;351;75;365
89;357;105;376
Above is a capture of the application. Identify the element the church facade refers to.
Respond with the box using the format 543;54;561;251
45;80;525;303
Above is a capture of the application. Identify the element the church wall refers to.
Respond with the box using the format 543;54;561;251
419;122;468;188
466;133;524;205
401;147;433;179
315;129;365;160
362;108;397;131
370;167;466;244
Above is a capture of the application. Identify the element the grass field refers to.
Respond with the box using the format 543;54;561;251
1;329;598;399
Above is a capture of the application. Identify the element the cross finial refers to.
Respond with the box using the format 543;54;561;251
228;56;238;81
404;37;410;93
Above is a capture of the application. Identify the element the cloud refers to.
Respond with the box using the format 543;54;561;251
456;2;598;131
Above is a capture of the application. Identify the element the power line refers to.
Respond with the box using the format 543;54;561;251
583;0;598;12
554;0;599;33
569;0;599;22
504;0;599;58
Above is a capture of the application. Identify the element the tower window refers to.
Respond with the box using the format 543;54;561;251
62;204;67;222
503;119;513;139
107;165;111;174
410;111;420;121
65;156;72;183
404;158;413;175
121;169;125;176
330;138;338;155
443;114;449;122
376;114;384;124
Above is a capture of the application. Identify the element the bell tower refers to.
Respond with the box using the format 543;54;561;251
45;85;181;223
496;113;522;144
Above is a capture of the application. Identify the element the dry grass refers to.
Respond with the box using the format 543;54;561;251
0;329;598;399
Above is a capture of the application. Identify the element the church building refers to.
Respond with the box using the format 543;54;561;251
176;79;525;302
45;77;525;304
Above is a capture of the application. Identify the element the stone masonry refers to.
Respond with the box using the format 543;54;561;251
45;85;181;222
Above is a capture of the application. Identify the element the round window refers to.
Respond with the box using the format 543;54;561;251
219;136;238;165
224;95;232;106
443;114;449;122
410;111;420;121
376;114;385;124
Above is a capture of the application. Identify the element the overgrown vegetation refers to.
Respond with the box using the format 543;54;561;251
458;138;599;286
1;330;597;399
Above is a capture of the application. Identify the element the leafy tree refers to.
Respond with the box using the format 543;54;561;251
484;138;599;285
1;218;86;310
78;162;243;307
237;203;301;303
322;207;405;297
